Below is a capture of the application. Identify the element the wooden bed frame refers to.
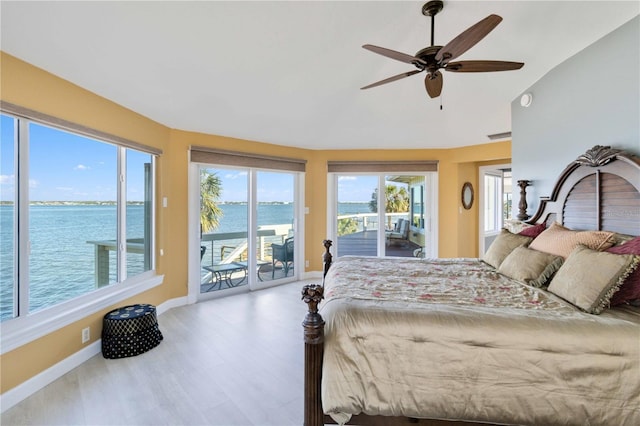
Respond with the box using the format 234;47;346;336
302;145;640;426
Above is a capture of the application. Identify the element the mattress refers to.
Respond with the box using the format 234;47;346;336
320;256;640;425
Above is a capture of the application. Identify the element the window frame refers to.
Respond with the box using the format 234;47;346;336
478;164;512;255
0;107;163;354
188;160;305;302
483;172;503;234
327;170;438;258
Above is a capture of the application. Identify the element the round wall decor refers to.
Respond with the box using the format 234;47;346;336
462;182;474;210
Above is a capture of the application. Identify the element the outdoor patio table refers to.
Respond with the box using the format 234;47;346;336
203;262;248;290
232;260;270;281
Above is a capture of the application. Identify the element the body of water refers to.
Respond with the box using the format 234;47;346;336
0;202;371;321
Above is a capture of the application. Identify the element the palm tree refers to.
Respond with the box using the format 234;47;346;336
369;184;409;228
200;170;223;234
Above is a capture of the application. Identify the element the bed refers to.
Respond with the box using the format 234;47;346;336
301;145;640;426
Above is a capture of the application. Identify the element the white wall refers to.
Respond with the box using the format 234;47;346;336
511;16;639;217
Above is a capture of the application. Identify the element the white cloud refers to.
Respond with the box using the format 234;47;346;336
338;176;357;181
225;171;248;179
0;174;15;185
74;164;90;171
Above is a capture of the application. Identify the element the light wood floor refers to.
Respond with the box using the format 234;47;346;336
2;281;314;426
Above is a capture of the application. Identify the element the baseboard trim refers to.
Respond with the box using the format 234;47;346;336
0;340;101;413
301;271;323;280
0;296;189;413
156;296;189;315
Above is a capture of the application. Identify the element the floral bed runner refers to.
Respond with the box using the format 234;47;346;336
324;256;573;313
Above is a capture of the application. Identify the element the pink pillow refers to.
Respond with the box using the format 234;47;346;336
607;236;640;306
519;223;546;238
529;222;614;258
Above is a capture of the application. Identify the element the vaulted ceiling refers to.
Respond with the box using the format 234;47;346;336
2;1;638;149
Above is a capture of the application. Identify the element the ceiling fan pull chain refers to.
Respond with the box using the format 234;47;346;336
440;95;443;110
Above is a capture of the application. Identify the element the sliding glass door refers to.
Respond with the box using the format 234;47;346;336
336;175;378;257
199;167;249;294
256;171;295;282
198;165;299;298
333;173;435;258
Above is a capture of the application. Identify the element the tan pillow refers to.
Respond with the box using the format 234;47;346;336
503;219;533;234
611;233;635;246
529;222;614;258
483;229;533;269
547;245;639;314
499;246;564;287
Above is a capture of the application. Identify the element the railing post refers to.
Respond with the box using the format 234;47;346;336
302;284;325;426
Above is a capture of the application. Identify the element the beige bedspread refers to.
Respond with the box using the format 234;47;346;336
321;256;640;425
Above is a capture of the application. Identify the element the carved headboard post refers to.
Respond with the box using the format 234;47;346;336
516;180;531;221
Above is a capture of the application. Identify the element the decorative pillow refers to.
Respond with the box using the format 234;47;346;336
518;222;547;239
529;222;614;258
611;233;635;246
504;219;533;234
547;245;639;314
482;229;533;269
498;246;564;287
607;236;640;305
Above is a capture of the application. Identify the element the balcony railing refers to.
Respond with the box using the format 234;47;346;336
200;224;292;285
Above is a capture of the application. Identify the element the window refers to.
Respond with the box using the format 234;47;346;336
327;163;438;259
483;169;511;234
0;115;16;319
411;184;425;229
484;173;501;233
0;112;157;323
502;170;513;222
197;167;300;295
190;147;305;299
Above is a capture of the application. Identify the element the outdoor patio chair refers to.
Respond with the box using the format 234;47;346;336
271;236;294;278
386;218;409;245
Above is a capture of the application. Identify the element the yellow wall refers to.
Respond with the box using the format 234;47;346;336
0;52;510;394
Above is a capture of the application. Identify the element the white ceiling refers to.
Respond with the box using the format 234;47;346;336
1;1;638;150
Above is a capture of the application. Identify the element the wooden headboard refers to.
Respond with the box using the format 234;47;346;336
528;145;640;236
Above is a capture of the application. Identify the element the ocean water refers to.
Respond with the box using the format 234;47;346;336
0;202;370;321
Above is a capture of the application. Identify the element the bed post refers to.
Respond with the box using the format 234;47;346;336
301;240;332;426
322;239;333;282
302;284;325;426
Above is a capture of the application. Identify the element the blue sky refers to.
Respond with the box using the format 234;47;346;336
1;115;149;202
204;168;296;203
205;169;379;203
338;175;378;202
2;114;395;203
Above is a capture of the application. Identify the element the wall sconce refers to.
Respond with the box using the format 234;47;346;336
520;93;533;108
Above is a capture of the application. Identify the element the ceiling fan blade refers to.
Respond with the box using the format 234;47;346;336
363;44;426;66
435;14;502;65
445;60;524;72
361;70;422;90
424;71;443;98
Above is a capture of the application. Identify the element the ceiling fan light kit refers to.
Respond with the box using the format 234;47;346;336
361;0;524;100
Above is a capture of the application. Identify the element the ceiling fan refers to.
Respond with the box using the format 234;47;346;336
361;0;524;99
